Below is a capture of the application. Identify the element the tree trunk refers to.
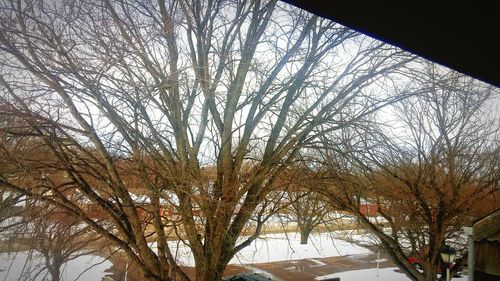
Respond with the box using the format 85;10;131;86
193;242;236;281
423;264;438;281
195;264;225;281
142;270;170;281
300;229;311;244
49;263;61;281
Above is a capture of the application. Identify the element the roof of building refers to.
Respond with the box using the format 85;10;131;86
282;1;500;88
473;208;500;241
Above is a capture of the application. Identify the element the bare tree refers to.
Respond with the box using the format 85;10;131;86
0;197;103;281
0;0;413;280
287;190;332;244
317;64;500;281
278;166;334;244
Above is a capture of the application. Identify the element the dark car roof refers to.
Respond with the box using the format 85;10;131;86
225;272;273;281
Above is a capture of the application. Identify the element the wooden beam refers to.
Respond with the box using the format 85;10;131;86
473;209;500;241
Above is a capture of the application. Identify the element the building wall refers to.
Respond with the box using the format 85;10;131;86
474;239;500;281
359;204;378;217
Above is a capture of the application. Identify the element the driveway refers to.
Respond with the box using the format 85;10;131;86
103;251;395;281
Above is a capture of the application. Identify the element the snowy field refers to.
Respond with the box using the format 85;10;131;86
0;251;112;281
154;231;371;267
231;232;369;265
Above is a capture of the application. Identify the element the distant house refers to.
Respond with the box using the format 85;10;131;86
359;204;379;217
468;209;500;281
358;199;379;217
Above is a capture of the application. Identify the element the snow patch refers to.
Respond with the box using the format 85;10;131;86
315;267;469;281
150;231;370;267
308;258;327;267
0;251;112;281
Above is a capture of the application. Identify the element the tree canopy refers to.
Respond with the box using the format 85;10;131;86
0;0;413;280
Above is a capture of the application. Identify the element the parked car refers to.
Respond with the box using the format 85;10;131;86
224;272;274;281
407;256;463;277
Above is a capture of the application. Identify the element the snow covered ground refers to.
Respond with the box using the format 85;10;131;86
153;231;371;267
0;230;372;280
0;251;112;281
316;267;468;281
316;267;408;281
231;232;369;265
0;230;469;281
